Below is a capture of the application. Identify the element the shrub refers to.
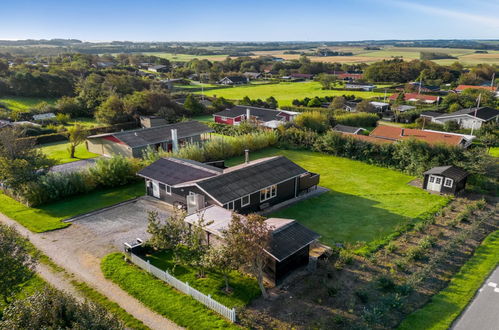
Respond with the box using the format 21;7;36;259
382;293;404;310
294;111;329;133
362;305;386;326
56;113;71;124
385;242;398;253
355;289;369;303
406;246;427;261
420;236;437;249
394;258;408;271
376;276;396;292
396;283;413;296
338;249;355;265
89;156;142;188
335;112;379;127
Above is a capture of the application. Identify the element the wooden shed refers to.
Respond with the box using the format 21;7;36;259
423;166;469;195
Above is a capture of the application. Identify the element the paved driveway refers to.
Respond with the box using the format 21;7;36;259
452;266;499;330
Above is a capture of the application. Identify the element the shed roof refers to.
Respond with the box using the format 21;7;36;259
332;124;363;134
88;121;212;148
267;219;320;261
436;107;498;121
423;166;468;181
214;105;288;122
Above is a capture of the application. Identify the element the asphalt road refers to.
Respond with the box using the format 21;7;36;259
452;266;499;330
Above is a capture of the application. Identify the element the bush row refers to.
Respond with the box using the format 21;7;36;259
206;122;260;136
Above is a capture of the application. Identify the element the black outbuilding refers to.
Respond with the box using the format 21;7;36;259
422;165;469;195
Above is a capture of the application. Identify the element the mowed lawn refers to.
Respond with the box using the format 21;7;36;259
0;96;57;112
0;182;144;232
489;147;499;157
39;141;98;164
226;148;449;245
195;81;386;106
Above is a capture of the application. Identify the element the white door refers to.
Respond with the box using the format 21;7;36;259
427;175;443;192
152;181;160;198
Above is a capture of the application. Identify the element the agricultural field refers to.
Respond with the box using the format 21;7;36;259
140;52;229;62
39;141;98;164
226;148;449;246
194;81;387;106
0;96;57;113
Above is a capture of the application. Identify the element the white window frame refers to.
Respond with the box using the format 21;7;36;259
444;178;453;188
260;185;277;202
224;201;234;211
221;116;228;121
165;184;171;195
241;194;250;207
435;177;442;185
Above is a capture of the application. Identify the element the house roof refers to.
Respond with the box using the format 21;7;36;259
214;106;288;123
341;133;395;145
149;65;167;70
221;76;247;83
389;93;439;102
435;107;499;121
88;121;213;148
290;73;313;78
196;156;307;204
0;120;11;129
137;158;221;186
267;218;320;261
420;111;443;118
455;85;497;92
332;124;364;134
394;105;417;112
370;126;465;146
337;73;363;79
423;165;468;181
409;82;440;91
243;72;262;78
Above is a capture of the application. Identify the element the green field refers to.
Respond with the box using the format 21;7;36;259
140;52;230;62
489;147;499;157
39;141;98;164
226;148;449;245
399;230;499;330
0;182;144;232
0;96;57;113
195;81;386;106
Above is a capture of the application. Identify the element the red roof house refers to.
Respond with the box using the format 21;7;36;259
389;93;440;104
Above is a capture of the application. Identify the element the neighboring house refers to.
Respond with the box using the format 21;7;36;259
94;62;116;69
455;85;498;96
185;205;320;285
218;76;249;85
389;93;440;104
336;72;364;81
271;57;285;62
420;111;443;121
213;105;298;128
332;124;365;135
423;166;468;195
138;155;320;213
343;100;361;112
393;105;416;112
408;82;440;93
243;72;263;80
289;73;313;80
140;116;168;128
86;121;213;158
345;83;376;91
370;102;390;112
429;107;499;129
33;113;56;121
148;65;169;73
369;125;475;148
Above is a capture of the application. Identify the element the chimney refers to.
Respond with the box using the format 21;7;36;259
246;108;251;122
171;129;179;152
400;128;405;137
244;149;249;164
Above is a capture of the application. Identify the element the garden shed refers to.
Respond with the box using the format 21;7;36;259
422;166;468;195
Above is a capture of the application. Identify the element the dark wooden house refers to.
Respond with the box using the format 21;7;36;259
138;155;320;213
423;166;469;195
184;205;320;285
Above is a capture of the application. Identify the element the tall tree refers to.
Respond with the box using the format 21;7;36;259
224;214;272;299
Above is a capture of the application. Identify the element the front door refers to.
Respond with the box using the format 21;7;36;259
428;175;443;192
152;181;160;198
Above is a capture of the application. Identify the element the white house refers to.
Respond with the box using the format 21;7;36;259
432;107;499;130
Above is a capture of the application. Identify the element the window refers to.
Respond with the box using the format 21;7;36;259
444;178;453;188
260;185;277;202
241;194;250;207
165;184;171;195
224;201;234;210
435;177;442;184
429;176;435;183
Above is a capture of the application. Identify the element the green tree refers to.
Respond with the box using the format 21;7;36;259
67;124;88;158
295;111;329;133
265;96;278;109
356;99;375;113
0;287;123;329
183;94;205;115
95;94;129;124
330;96;346;109
0;224;38;303
318;73;337;90
204;244;238;293
307;97;323;107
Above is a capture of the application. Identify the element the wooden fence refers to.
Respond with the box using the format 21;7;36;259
128;252;237;323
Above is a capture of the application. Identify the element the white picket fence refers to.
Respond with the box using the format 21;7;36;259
128;253;237;323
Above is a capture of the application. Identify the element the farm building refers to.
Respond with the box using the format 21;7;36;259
430;107;499;129
185;205;320;285
218;76;249;85
138;154;320;214
389;93;440;104
332;124;365;135
86;121;213;158
369;126;475;147
423;166;468;195
213;105;298;128
243;72;263;80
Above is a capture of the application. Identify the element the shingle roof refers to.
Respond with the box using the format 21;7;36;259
196;156;307;204
221;76;247;83
423;166;468;181
455;85;497;92
436;107;499;121
214;106;286;122
137;158;221;186
88;121;213;148
420;111;443;118
266;219;320;262
370;126;464;147
332;124;363;134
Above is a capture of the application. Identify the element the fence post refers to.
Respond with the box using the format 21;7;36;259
185;281;190;295
232;308;236;323
147;260;151;273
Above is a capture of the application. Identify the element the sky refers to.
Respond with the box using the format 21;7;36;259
1;0;499;41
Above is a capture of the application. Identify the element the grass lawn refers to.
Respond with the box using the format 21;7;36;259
102;253;238;329
398;230;499;330
489;147;499;157
195;81;386;106
39;141;98;164
0;182;144;232
147;250;260;308
0;275;46;313
226;148;449;245
0;96;57;113
192;114;213;123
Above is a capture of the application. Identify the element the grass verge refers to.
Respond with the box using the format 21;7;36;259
0;182;144;232
101;253;239;329
398;230;499;330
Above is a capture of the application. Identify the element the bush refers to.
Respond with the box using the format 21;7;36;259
376;276;396;292
335;112;379;127
355;289;369;303
406;246;427;261
294;111;329;133
89;156;142;188
56;113;71;124
338;249;355;265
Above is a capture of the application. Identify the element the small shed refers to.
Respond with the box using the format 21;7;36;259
423;166;468;195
